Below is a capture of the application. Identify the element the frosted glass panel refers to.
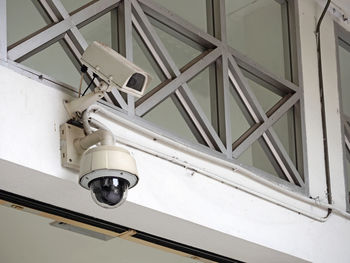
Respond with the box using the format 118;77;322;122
226;0;291;80
151;0;208;33
338;43;350;117
7;0;49;46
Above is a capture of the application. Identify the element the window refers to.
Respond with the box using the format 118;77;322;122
1;0;305;190
336;25;350;207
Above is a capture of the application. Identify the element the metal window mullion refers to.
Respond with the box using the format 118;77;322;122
227;55;265;122
39;1;94;88
228;46;298;94
176;86;227;152
71;0;121;28
280;0;292;82
232;92;299;158
36;0;88;66
289;0;308;186
35;0;124;106
259;133;290;182
222;53;232;157
211;0;227;43
173;89;215;149
264;129;304;186
214;0;231;156
228;63;302;184
131;0;178;77
131;3;225;152
135;47;222;116
116;0;133;60
61;0;126;107
8;0;120;62
227;51;303;184
206;0;229;150
117;0;135;115
169;93;207;146
8;19;72;62
137;0;220;49
228;70;259;123
0;0;7;61
131;15;171;81
132;12;213;146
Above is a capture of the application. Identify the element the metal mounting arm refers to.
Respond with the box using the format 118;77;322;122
64;81;112;118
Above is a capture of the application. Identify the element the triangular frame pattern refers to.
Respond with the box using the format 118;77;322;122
4;0;305;188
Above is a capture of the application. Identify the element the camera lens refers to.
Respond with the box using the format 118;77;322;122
89;177;129;208
126;73;145;91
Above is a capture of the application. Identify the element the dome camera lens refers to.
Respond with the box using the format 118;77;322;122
89;177;129;208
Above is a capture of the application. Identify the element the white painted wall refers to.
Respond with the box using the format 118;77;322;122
0;0;350;262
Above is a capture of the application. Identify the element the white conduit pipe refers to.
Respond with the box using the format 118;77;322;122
85;105;350;222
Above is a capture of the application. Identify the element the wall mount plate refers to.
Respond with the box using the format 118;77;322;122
60;123;85;170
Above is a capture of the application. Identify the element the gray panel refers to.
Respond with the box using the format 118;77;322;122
50;221;114;241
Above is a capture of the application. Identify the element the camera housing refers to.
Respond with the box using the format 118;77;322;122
81;41;152;97
79;145;139;209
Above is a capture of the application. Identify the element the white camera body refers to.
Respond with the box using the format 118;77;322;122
81;41;152;97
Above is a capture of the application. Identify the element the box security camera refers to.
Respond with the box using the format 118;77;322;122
81;41;152;97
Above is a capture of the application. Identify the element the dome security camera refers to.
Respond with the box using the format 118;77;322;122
61;41;151;208
79;145;139;209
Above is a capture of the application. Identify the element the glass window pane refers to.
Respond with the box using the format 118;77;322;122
7;0;49;46
152;21;201;69
242;69;282;113
151;0;208;33
238;137;285;179
21;42;85;92
143;97;199;144
272;108;297;167
225;0;291;80
338;43;350;117
80;12;112;47
187;67;212;123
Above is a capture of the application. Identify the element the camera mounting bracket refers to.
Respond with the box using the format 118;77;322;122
60;123;85;171
64;81;111;119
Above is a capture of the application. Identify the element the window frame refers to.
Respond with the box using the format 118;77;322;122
0;0;308;193
334;23;350;212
